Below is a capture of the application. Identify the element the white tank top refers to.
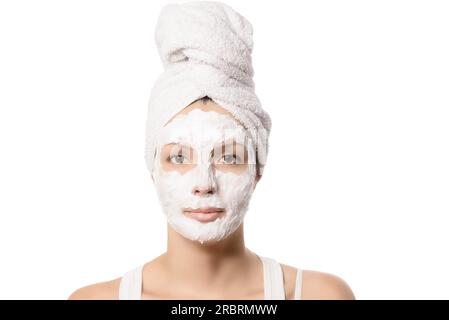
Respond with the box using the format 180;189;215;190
118;255;303;300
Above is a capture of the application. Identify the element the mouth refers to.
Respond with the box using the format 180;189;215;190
183;207;225;222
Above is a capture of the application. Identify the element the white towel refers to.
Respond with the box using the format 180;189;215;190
145;1;272;176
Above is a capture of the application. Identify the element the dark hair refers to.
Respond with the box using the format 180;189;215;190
197;95;213;104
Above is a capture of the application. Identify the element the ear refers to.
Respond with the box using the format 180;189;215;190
252;173;261;191
252;161;261;190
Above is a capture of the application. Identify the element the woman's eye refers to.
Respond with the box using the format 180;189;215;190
220;154;240;164
169;154;188;164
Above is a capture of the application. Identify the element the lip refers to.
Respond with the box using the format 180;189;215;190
183;207;225;222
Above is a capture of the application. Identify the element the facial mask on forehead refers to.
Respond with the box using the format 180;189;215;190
152;108;257;244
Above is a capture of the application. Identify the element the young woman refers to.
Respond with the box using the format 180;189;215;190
69;1;355;300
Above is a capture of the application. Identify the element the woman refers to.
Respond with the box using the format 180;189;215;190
69;1;355;300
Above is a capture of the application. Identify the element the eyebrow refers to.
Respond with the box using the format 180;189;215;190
164;142;191;149
166;141;244;148
215;138;246;148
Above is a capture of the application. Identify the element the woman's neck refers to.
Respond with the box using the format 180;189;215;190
162;222;257;290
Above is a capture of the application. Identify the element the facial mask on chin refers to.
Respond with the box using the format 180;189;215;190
152;109;257;244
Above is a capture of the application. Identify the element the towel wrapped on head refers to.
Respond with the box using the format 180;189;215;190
145;1;272;176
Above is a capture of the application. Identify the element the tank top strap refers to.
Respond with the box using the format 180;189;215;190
258;255;286;300
294;268;303;300
118;265;143;300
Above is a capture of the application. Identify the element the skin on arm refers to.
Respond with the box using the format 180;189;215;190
301;270;356;300
68;278;120;300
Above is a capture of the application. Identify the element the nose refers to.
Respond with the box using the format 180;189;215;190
192;185;216;197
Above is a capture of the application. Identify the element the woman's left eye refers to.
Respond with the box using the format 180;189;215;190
220;154;239;164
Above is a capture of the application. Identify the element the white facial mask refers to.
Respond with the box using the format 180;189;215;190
152;108;257;244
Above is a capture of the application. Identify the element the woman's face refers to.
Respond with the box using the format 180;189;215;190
152;100;258;244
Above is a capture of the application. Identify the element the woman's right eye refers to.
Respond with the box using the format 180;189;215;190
169;154;187;164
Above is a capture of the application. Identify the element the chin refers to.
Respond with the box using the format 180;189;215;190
167;209;246;244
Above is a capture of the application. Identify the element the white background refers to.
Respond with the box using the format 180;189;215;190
0;0;448;299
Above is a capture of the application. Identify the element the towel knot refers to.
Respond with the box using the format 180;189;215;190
154;1;254;86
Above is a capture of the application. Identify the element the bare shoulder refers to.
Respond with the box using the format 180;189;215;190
279;263;299;300
68;277;121;300
302;269;356;300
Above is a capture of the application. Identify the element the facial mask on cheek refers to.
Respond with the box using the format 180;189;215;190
152;109;257;244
